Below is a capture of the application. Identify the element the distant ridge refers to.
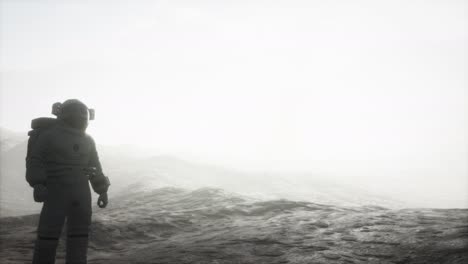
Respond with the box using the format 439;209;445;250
0;126;27;153
1;128;404;217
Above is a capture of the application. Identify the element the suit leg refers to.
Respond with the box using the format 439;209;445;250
32;184;67;264
65;182;91;264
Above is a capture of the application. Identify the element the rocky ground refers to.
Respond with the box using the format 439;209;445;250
1;187;467;264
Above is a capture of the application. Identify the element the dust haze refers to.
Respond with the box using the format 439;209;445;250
1;1;467;208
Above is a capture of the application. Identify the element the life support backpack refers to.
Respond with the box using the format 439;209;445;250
26;117;57;162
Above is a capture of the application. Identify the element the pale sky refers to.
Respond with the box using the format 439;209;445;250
1;0;467;206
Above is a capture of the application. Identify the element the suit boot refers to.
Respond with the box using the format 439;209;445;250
32;238;59;264
65;235;88;264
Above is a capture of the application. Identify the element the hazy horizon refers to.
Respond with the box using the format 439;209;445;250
1;0;467;208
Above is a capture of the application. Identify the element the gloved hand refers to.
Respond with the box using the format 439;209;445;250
97;193;108;208
33;184;48;202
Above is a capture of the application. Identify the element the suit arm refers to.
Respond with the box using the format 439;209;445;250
88;136;110;194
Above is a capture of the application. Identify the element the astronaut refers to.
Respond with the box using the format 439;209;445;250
26;99;110;264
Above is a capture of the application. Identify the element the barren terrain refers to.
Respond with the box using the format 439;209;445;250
1;187;467;264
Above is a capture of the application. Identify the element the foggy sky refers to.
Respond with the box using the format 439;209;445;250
1;0;467;207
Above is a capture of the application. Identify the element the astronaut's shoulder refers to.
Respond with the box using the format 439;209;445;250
84;133;96;144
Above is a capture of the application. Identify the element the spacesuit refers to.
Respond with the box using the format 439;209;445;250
26;99;110;264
